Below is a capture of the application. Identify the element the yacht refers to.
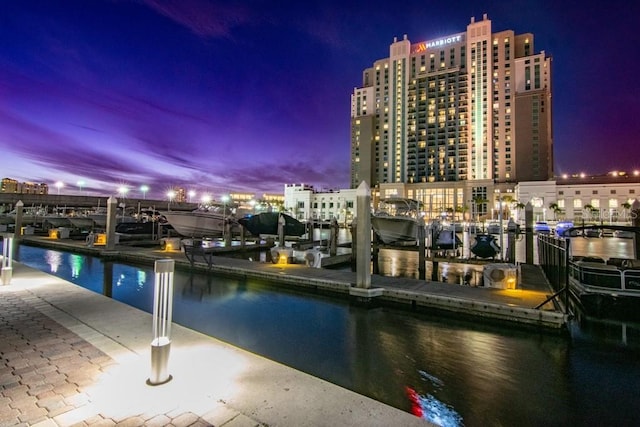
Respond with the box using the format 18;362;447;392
371;198;425;244
238;212;306;237
162;205;239;238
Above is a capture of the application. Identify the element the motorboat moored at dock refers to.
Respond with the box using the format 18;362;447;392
569;257;640;320
371;198;425;244
238;212;306;237
162;206;240;238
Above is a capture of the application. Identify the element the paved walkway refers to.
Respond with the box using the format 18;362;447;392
0;262;430;427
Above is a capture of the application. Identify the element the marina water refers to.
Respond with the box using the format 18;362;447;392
9;243;640;427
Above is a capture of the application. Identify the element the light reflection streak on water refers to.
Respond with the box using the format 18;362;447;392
44;250;62;273
406;387;463;427
114;269;148;292
137;270;146;291
70;254;83;279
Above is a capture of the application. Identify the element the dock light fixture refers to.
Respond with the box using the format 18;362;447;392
1;233;14;285
148;259;175;385
140;185;149;199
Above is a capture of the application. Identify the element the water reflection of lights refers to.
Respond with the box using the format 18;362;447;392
70;254;83;279
137;270;146;291
115;270;148;291
406;386;463;427
44;250;62;273
116;273;126;287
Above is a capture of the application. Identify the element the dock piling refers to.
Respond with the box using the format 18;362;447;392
418;218;425;280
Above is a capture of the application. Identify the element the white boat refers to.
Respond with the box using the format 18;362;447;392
68;215;96;229
613;229;635;239
43;215;72;228
371;198;425;244
0;214;14;225
162;206;239;238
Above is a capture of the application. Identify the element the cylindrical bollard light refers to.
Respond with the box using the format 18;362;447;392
1;233;14;285
462;227;471;259
148;259;175;385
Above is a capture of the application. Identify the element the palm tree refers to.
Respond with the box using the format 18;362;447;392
473;197;488;222
548;202;562;221
454;205;468;222
548;202;558;220
621;201;632;222
583;204;597;223
509;200;525;221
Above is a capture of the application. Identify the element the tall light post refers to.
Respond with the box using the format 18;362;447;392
140;185;149;200
118;186;129;223
55;181;64;195
221;195;229;239
166;190;175;210
77;180;85;193
188;190;196;203
201;194;211;205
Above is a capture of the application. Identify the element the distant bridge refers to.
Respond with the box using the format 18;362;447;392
0;193;197;212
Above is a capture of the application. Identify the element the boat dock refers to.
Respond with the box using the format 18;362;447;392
17;235;569;331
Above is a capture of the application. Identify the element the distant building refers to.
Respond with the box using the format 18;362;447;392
515;173;640;223
261;193;284;205
173;187;186;203
350;13;553;214
229;192;256;203
284;184;357;224
1;178;48;194
1;178;18;193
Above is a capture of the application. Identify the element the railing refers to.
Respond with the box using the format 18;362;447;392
538;233;640;296
569;262;640;294
537;234;569;293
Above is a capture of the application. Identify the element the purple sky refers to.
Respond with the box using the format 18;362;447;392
1;0;638;200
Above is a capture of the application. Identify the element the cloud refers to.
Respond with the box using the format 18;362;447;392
140;0;252;38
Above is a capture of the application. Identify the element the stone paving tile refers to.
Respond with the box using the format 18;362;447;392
143;414;171;427
170;412;200;426
0;289;244;427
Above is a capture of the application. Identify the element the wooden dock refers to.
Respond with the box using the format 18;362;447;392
17;235;569;331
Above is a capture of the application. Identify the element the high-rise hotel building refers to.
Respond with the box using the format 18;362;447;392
350;14;552;217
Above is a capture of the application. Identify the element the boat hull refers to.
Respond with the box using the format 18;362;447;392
238;212;306;237
68;217;96;229
371;216;419;244
44;216;72;228
569;261;640;320
162;211;238;238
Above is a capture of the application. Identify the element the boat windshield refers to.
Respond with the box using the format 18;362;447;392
376;198;424;218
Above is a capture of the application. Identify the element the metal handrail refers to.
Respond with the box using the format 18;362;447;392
570;261;640;292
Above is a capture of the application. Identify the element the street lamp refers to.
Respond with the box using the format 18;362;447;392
118;186;129;198
118;186;129;223
188;190;196;203
166;190;176;210
221;195;229;239
201;194;211;205
140;185;149;200
77;180;85;193
55;181;64;195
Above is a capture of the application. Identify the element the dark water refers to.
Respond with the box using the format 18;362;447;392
10;243;640;427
